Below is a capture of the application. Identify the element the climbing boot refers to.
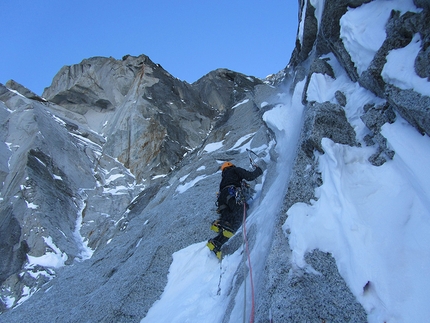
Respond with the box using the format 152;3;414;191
210;220;235;238
206;239;222;259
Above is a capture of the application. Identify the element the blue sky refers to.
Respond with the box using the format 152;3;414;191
1;1;298;95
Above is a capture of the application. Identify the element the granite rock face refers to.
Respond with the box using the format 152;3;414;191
1;0;429;322
0;58;270;318
42;54;263;183
0;65;275;321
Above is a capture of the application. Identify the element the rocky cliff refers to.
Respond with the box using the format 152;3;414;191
1;0;429;322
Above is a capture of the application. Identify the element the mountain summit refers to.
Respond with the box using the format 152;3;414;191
1;1;429;322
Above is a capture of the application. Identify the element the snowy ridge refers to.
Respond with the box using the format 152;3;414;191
285;122;430;321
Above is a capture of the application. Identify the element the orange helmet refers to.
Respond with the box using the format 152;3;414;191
221;161;234;171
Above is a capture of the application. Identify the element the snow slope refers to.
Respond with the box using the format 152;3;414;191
285;118;430;322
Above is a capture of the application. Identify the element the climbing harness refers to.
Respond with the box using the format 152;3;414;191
216;182;252;214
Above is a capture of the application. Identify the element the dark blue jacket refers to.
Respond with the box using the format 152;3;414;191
219;166;262;190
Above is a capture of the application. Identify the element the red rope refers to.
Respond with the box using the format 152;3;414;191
242;203;255;323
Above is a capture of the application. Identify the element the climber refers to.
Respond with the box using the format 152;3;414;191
207;161;263;258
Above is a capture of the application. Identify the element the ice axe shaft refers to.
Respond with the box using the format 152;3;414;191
246;149;258;168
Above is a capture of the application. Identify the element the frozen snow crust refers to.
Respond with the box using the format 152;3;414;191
1;0;430;322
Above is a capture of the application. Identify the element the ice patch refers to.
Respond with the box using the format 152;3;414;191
203;141;224;153
340;0;420;75
382;33;430;97
176;175;209;194
27;236;68;269
231;98;249;109
26;201;39;209
231;132;256;152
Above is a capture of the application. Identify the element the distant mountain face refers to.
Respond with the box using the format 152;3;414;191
41;54;261;182
1;0;429;322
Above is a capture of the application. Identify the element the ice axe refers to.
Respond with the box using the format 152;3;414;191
246;148;259;169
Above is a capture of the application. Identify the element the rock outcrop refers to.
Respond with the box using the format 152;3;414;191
257;0;429;321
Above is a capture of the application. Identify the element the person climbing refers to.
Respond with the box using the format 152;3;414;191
207;161;263;259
